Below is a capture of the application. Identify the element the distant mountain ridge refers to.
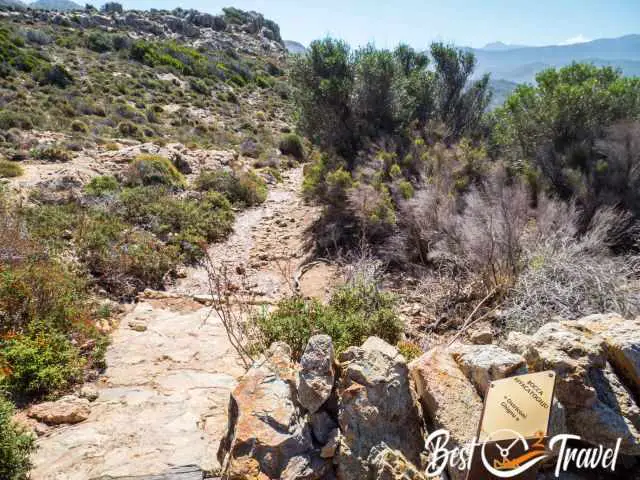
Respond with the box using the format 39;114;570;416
470;34;640;83
29;0;81;10
284;40;306;54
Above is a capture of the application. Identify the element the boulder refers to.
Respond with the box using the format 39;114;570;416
576;314;640;397
368;444;429;480
310;410;337;444
280;453;333;480
298;335;335;413
505;318;640;455
451;344;527;396
409;347;482;480
336;337;425;479
28;395;91;425
320;429;340;458
217;343;313;479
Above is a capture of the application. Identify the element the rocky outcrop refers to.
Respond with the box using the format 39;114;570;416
409;347;482;480
505;314;640;455
337;337;426;479
298;334;335;414
218;314;640;479
28;395;91;425
450;344;527;395
217;343;314;479
219;337;426;479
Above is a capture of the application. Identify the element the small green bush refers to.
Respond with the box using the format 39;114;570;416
0;111;33;130
0;396;35;480
117;121;141;138
124;154;186;188
257;280;402;359
84;175;120;197
118;187;234;263
278;133;304;160
87;31;113;53
34;64;73;88
195;169;267;206
70;120;89;133
32;146;71;162
0;329;83;399
0;160;23;178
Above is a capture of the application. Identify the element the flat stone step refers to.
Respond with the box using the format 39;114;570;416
93;465;206;480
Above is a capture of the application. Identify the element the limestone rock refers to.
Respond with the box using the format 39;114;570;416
298;334;335;413
576;313;640;397
451;344;527;396
280;453;333;480
505;319;640;455
470;329;493;345
218;344;312;479
320;428;340;458
28;395;91;425
78;384;99;402
336;337;425;480
409;347;482;480
310;410;337;444
368;444;429;480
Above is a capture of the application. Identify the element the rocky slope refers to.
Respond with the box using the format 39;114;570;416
218;314;640;479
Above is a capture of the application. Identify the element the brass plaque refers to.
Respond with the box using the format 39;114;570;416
478;371;556;442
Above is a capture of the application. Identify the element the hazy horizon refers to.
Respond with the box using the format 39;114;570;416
110;0;639;49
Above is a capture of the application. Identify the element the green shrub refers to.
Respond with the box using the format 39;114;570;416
76;212;180;297
257;280;402;359
70;120;88;133
124;154;186;188
87;31;113;53
0;111;33;130
278;133;304;160
118;187;234;262
0;395;35;480
0;160;23;178
117;121;141;138
32;146;71;162
195;169;267;206
0;328;83;399
34;64;73;88
84;175;120;197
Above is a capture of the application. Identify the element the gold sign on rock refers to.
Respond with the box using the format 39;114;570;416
478;371;556;443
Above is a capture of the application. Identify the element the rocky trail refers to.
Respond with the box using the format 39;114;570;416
28;167;324;480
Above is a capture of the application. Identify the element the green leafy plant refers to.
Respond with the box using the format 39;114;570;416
0;395;35;480
257;280;402;359
124;154;186;188
195;169;267;206
0;161;23;178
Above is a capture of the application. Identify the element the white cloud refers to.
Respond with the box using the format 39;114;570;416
560;34;591;45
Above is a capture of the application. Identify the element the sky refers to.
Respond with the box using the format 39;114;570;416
117;0;640;49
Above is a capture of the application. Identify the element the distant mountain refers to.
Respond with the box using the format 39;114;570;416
0;0;27;8
481;41;530;51
30;0;81;11
471;34;640;83
284;40;306;55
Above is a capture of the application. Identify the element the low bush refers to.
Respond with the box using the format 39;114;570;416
31;146;71;162
0;161;23;178
84;175;120;197
124;154;186;188
34;64;73;88
0;111;33;130
278;133;304;160
118;187;234;262
257;279;402;359
195;168;267;206
0;328;83;399
0;395;35;480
